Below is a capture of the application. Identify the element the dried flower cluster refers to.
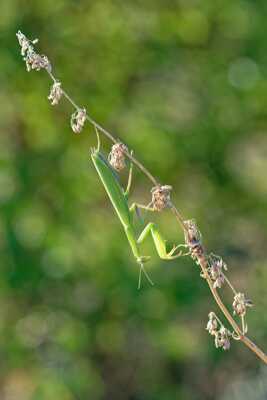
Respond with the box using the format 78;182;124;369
206;311;218;335
183;219;204;261
108;143;128;171
151;185;172;211
233;293;253;317
215;326;231;350
17;31;87;135
71;108;87;134
206;312;231;350
208;253;227;289
48;81;63;105
16;30;267;363
16;31;51;72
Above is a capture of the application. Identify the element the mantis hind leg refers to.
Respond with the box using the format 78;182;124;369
137;222;183;260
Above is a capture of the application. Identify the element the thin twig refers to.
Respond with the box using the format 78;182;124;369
223;273;237;295
203;267;267;364
46;70;267;364
16;31;267;364
172;210;267;364
47;69;159;185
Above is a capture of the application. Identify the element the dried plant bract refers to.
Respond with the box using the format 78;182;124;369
108;143;128;171
233;293;253;317
48;81;63;105
16;31;51;72
71;108;87;134
151;185;172;211
208;253;227;289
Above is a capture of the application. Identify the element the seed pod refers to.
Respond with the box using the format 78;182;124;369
214;326;231;351
232;293;253;317
48;81;63;105
71;108;87;134
108;143;128;172
183;219;204;260
184;219;201;247
206;312;218;335
208;253;227;289
151;185;172;211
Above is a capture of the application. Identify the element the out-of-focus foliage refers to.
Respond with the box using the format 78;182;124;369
0;0;267;399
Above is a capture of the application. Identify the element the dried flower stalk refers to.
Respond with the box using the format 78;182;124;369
16;31;267;364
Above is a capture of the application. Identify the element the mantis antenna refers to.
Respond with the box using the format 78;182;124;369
138;262;154;290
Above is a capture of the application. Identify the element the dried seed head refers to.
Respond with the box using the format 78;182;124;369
214;326;231;350
48;81;63;105
151;185;172;211
16;31;37;56
232;292;253;317
71;108;87;134
108;143;128;171
206;312;218;335
206;313;231;350
208;254;227;289
183;219;205;261
184;219;202;248
25;51;51;72
16;31;51;72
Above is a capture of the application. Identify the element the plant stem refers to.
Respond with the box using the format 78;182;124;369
47;65;267;365
196;254;266;363
18;36;267;364
223;273;237;295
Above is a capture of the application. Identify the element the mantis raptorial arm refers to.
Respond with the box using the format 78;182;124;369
129;203;155;223
130;203;155;213
137;222;183;260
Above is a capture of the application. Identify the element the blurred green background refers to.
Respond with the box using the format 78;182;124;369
1;0;267;399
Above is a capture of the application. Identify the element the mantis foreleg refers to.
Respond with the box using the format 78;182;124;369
137;222;183;260
129;202;154;225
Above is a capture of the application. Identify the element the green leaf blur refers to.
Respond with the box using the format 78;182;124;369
1;1;267;399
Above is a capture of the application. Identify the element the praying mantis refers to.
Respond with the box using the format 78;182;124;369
90;132;182;288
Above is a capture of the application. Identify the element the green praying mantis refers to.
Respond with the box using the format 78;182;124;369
91;131;182;288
